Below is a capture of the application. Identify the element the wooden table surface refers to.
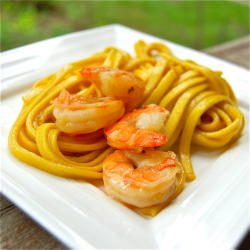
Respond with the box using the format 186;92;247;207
1;36;249;250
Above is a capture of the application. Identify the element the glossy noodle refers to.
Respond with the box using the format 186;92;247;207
8;40;244;216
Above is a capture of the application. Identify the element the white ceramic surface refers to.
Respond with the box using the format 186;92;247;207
1;24;249;249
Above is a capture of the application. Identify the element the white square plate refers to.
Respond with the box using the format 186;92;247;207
1;24;249;249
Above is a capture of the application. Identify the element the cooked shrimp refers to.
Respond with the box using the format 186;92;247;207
104;104;169;150
81;66;145;110
103;149;181;208
53;89;125;134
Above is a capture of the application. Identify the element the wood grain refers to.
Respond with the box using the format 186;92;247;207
204;35;249;69
0;195;68;250
1;36;249;249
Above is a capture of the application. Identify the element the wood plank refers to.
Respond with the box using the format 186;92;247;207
204;36;250;69
0;195;68;250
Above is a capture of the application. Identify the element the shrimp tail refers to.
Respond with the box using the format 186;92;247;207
81;66;109;83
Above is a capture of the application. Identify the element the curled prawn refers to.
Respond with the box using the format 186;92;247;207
81;66;145;110
104;104;169;150
53;89;125;134
103;149;181;208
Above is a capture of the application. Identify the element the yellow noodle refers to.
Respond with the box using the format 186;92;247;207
19;128;39;153
144;66;182;105
58;140;107;153
179;94;230;181
197;109;225;131
164;84;208;148
67;150;104;163
159;76;207;108
143;58;168;99
124;57;156;71
8;40;244;217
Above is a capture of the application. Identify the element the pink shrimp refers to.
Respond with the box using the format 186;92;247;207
103;149;180;208
81;66;145;110
104;104;169;150
53;89;125;134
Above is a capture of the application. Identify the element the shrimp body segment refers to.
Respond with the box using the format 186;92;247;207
104;104;169;150
103;149;180;208
53;89;125;134
81;66;145;110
